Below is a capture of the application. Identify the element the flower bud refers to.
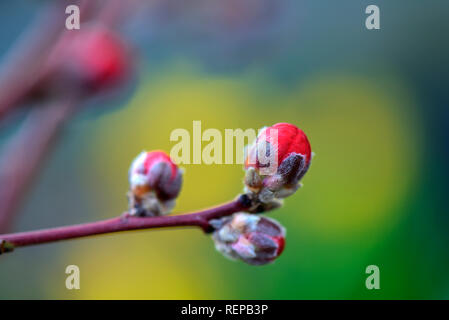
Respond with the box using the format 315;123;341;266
211;213;286;265
128;150;183;216
244;123;312;206
45;24;130;94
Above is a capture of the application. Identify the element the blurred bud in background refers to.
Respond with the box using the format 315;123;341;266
128;150;183;216
211;213;286;265
41;24;132;97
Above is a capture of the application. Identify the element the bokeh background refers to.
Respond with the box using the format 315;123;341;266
0;0;448;299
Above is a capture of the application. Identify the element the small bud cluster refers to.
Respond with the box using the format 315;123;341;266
128;150;182;216
211;213;285;265
209;123;311;265
126;123;311;266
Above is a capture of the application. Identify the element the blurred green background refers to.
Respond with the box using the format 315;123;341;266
0;0;448;299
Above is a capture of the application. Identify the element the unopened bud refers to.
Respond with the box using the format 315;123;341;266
128;150;182;216
212;213;286;265
244;123;312;206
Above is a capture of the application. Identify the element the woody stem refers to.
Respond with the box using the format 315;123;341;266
0;195;251;253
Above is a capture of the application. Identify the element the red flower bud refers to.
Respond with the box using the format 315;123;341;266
244;123;312;205
211;213;286;265
46;25;130;93
128;151;183;216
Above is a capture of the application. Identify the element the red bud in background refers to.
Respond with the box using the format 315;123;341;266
212;213;286;265
45;24;130;94
128;150;183;216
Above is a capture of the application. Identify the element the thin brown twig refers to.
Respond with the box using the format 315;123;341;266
0;195;251;252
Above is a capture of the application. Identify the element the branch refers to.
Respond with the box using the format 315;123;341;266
0;98;79;232
0;0;133;232
0;1;90;122
0;195;251;253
